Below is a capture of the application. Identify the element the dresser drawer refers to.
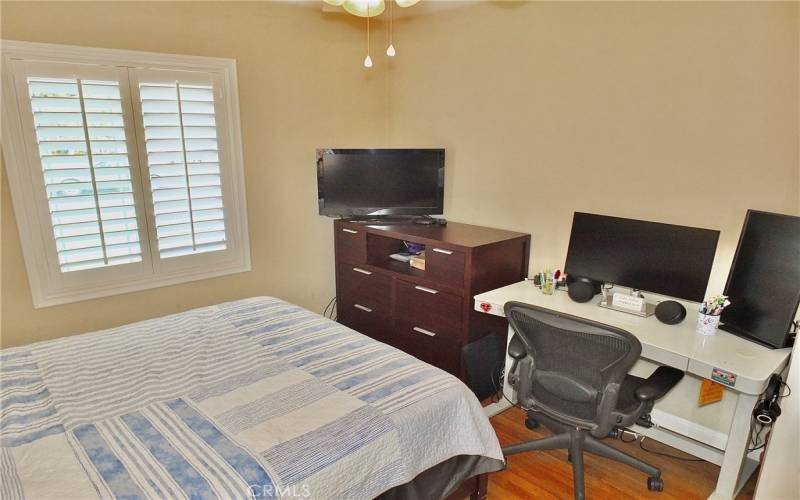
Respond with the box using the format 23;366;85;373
338;297;393;344
395;279;462;338
425;246;466;287
396;319;461;376
337;264;391;315
335;225;366;264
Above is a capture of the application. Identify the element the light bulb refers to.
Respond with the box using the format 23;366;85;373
343;0;385;17
386;44;396;57
395;0;419;7
323;0;345;5
364;55;373;68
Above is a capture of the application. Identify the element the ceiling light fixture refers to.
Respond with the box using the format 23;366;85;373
323;0;422;68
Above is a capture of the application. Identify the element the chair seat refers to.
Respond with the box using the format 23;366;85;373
615;374;646;415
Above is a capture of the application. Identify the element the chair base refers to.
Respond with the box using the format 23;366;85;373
502;416;662;500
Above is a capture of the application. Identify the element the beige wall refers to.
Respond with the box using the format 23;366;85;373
386;1;799;436
388;1;799;292
2;1;798;351
1;1;388;347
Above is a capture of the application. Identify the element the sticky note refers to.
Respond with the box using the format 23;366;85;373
698;379;724;406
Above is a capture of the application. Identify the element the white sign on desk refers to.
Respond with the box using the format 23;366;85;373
612;292;645;312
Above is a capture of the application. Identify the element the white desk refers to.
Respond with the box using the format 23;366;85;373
474;281;791;500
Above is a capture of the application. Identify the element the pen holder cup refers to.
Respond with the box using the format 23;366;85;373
541;279;555;295
696;313;721;336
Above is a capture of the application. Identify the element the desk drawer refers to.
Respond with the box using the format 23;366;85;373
338;297;393;344
337;264;391;315
425;246;466;287
395;279;462;339
396;319;461;376
335;225;366;264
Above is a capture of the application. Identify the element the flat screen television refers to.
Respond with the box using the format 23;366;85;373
317;148;445;217
564;212;720;302
720;210;800;348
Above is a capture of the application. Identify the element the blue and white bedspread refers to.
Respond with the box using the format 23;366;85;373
0;297;503;499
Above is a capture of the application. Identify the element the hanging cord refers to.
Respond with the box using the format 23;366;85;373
363;1;371;67
386;0;396;56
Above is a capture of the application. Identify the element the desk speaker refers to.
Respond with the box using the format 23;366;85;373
655;300;686;325
567;276;600;303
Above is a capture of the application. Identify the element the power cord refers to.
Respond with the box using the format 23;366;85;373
615;429;702;461
748;422;767;452
638;437;704;462
490;369;503;404
492;368;534;412
322;296;337;320
779;380;792;399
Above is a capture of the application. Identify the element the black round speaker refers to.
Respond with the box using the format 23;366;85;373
567;276;601;303
655;300;686;325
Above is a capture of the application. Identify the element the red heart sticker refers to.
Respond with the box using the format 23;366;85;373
480;302;492;312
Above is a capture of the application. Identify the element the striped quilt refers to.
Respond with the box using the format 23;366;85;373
0;297;504;499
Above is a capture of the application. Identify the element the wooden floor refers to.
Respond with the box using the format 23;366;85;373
487;407;758;499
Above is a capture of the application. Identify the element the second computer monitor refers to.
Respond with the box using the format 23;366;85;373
564;212;720;302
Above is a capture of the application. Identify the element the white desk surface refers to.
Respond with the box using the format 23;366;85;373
474;281;791;395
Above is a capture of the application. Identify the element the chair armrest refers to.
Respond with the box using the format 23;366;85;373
635;366;684;402
508;334;527;359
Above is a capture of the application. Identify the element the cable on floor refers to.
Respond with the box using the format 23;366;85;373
638;437;704;462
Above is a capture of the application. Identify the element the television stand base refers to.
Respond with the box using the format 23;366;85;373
413;216;437;225
343;216;445;226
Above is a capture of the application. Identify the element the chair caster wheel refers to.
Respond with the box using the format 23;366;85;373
647;477;664;492
525;418;539;430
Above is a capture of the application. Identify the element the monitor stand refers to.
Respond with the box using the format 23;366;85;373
597;287;656;317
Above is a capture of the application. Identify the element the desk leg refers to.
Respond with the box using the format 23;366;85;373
709;392;757;500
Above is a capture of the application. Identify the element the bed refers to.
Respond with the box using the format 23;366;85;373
0;297;504;499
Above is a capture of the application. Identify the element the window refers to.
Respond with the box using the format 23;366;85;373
2;42;250;307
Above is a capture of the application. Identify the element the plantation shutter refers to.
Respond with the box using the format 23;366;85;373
3;43;249;307
16;62;146;273
134;72;227;260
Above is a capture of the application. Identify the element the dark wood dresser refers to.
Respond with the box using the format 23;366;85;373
334;219;531;378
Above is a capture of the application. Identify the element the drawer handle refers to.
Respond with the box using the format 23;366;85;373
432;248;453;255
414;285;439;294
354;304;373;313
342;228;358;234
413;326;437;337
353;267;372;275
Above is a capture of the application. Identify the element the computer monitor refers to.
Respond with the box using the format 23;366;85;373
564;212;720;302
720;210;800;348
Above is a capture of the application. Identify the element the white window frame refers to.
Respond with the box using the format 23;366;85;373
1;41;251;308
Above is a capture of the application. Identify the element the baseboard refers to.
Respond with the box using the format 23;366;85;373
483;399;513;418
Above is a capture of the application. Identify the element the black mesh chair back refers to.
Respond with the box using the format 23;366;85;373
505;301;641;435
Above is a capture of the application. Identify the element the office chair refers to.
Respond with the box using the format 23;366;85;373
502;301;684;500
